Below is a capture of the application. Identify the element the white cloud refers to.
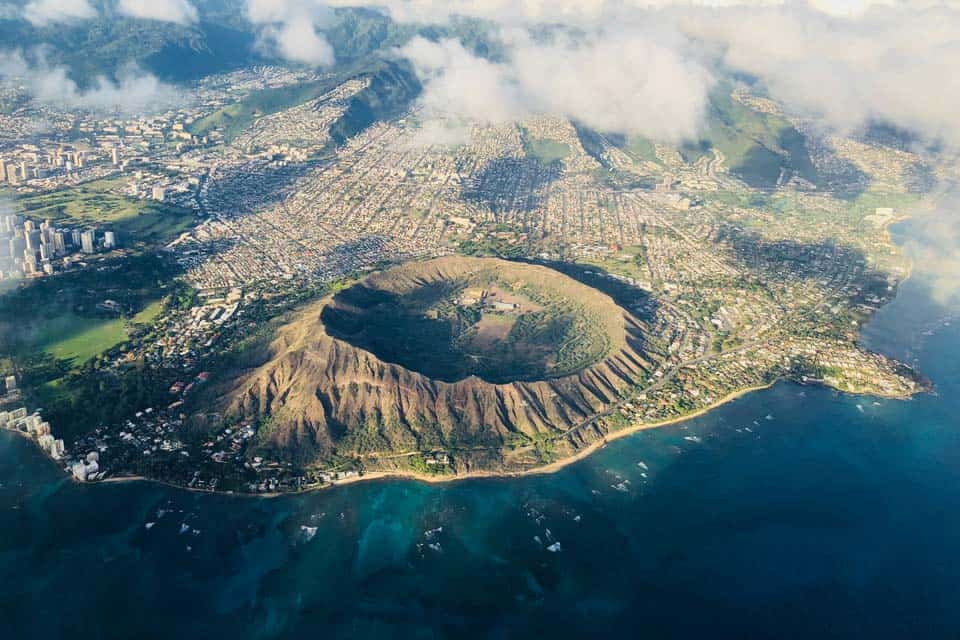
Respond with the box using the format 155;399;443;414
324;0;617;25
511;31;712;141
405;118;475;147
0;4;23;20
247;0;336;66
329;0;952;24
372;0;960;147
262;19;335;65
677;4;960;146
117;0;198;24
22;0;95;26
401;37;525;123
902;193;960;307
0;50;182;114
400;31;712;141
10;0;960;149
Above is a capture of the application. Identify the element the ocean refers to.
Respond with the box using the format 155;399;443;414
1;215;958;639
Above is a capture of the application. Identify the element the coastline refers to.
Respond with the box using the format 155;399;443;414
28;357;919;498
15;188;943;500
89;378;785;497
0;427;68;473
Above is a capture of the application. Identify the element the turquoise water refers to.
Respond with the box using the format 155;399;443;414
1;217;958;639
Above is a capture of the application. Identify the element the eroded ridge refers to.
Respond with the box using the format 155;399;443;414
220;257;659;468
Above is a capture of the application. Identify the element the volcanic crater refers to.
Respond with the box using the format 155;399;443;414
218;256;658;471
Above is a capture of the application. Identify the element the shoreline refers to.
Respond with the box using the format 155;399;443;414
14;187;944;500
12;359;920;499
92;380;779;497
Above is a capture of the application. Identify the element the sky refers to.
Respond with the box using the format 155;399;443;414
1;0;959;147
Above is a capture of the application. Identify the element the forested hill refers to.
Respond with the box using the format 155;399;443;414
0;2;496;85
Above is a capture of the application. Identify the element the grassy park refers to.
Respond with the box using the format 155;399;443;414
15;177;195;246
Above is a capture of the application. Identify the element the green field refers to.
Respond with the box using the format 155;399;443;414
580;245;650;282
132;299;165;325
848;190;922;219
21;296;164;367
15;177;195;246
0;253;178;369
524;137;571;165
37;312;128;365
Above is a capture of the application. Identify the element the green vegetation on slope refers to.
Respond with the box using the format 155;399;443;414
328;60;422;145
682;83;819;190
570;124;660;190
624;136;660;164
189;76;347;143
191;59;421;146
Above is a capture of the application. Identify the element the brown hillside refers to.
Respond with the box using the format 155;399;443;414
216;256;659;469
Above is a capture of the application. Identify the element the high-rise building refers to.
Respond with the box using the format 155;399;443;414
53;231;66;254
111;148;121;166
40;220;53;246
25;229;41;251
152;186;165;202
80;230;95;254
23;253;37;274
5;375;16;392
9;236;25;258
103;231;116;249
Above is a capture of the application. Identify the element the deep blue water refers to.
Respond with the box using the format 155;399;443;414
1;217;958;639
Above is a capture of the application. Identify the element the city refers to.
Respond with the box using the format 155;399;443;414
0;62;938;493
2;3;960;638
